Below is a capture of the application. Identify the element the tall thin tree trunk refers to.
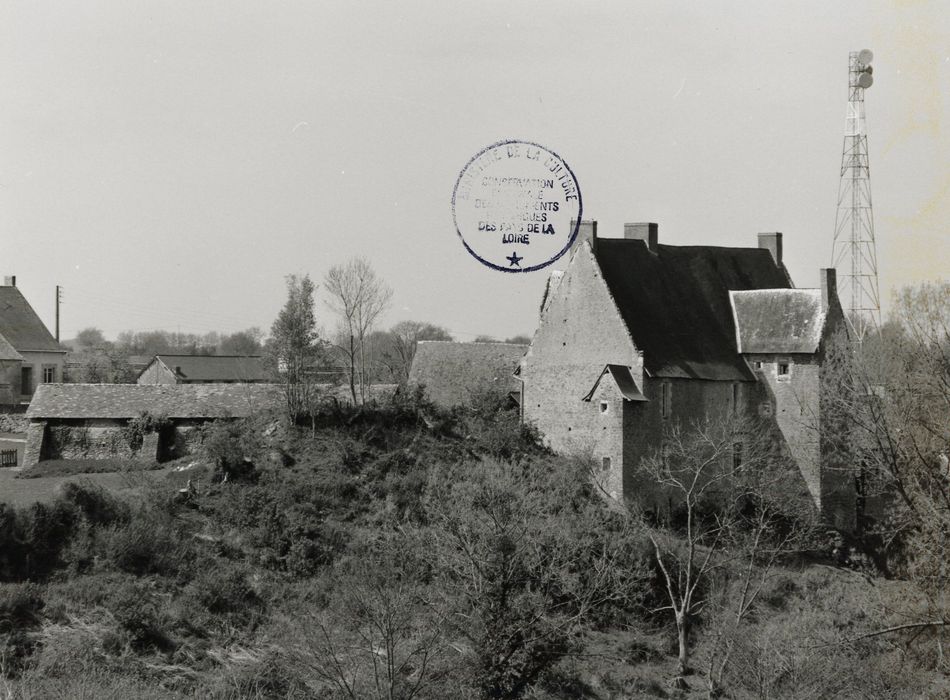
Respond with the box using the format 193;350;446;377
676;612;690;676
348;333;357;405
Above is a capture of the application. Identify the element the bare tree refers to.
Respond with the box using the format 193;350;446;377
297;542;450;700
634;416;811;688
819;282;950;668
324;257;392;404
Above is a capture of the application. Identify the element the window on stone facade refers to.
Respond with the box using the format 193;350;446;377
602;456;611;471
42;366;55;383
732;383;740;416
754;360;763;370
661;382;672;419
777;359;791;381
600;401;608;414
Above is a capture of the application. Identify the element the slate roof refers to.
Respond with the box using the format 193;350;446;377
27;382;398;420
594;239;792;381
408;341;527;408
27;383;282;419
0;286;65;353
730;289;825;354
583;364;648;402
142;355;267;383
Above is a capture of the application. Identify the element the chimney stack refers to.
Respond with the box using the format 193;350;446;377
757;232;783;266
573;219;598;252
624;223;658;252
3;276;15;287
820;268;837;311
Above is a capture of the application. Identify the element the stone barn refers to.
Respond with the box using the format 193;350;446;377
408;341;527;409
137;354;267;384
23;383;280;468
520;222;854;530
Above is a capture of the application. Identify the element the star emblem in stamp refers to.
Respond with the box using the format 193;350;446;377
452;140;582;272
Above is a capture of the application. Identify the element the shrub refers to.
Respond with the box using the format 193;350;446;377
0;582;45;674
104;514;193;577
200;418;263;483
185;565;264;630
108;580;175;652
58;481;130;527
121;411;170;452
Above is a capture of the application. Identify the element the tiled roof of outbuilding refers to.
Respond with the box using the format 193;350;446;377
594;239;792;381
0;286;65;353
408;341;527;408
144;355;266;383
730;289;825;354
27;383;281;419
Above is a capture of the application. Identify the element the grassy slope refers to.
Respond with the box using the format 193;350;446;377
0;405;944;699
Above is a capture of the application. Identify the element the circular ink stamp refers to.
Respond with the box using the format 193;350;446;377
452;140;582;272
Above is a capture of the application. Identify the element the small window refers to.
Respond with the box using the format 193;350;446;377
42;366;55;383
753;360;763;370
732;383;740;417
661;382;672;419
733;442;743;469
777;359;791;381
600;401;609;414
602;457;611;471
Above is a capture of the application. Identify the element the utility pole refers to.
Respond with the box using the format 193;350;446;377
55;285;63;341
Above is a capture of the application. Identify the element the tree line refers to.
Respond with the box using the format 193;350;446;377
65;257;530;388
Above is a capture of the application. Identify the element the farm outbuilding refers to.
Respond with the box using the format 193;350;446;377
23;383;280;468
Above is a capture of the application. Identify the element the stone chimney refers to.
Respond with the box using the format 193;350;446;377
624;223;658;253
820;268;837;311
757;232;783;266
573;219;598;252
2;276;15;287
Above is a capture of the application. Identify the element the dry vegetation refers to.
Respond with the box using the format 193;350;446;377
0;381;943;700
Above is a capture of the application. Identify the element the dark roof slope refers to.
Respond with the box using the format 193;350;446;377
594;239;792;381
408;341;527;408
27;383;281;419
730;289;824;354
147;355;266;382
0;286;65;353
583;364;648;402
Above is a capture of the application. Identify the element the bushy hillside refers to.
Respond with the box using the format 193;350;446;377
0;390;944;698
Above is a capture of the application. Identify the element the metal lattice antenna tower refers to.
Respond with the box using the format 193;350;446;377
831;49;881;343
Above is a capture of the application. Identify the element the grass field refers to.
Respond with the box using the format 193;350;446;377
0;467;172;508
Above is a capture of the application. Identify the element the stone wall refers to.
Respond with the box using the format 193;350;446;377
45;420;136;461
522;241;642;463
22;421;46;468
24;418;209;467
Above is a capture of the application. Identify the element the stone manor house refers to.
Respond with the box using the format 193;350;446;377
519;222;855;531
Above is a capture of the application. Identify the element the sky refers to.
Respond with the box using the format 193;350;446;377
1;1;948;342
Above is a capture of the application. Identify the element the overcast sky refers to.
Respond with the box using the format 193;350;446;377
2;1;947;342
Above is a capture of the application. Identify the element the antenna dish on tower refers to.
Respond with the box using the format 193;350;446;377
858;49;874;65
857;72;874;89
